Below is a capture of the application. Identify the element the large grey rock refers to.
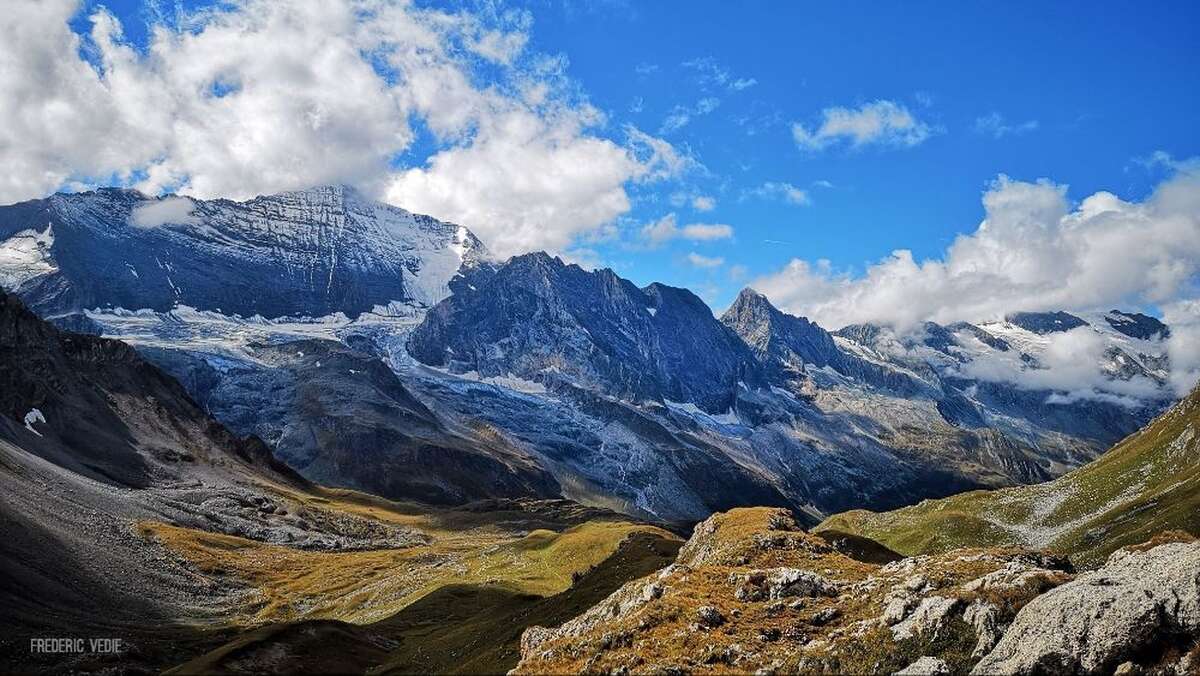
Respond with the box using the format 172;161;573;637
962;600;1002;659
895;656;952;675
891;596;961;641
973;541;1200;675
767;568;839;599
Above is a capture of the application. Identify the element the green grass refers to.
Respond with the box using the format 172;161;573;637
818;387;1200;568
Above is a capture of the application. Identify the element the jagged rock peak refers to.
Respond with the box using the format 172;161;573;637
721;287;841;371
1004;310;1088;334
1105;309;1171;340
407;255;763;413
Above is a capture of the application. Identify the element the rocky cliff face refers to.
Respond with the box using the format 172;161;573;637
141;339;562;505
0;290;298;487
719;288;843;383
409;252;763;413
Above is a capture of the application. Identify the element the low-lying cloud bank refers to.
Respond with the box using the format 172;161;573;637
754;161;1200;395
956;326;1166;407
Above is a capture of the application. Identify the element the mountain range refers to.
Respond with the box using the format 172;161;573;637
0;186;1178;525
1;185;1197;675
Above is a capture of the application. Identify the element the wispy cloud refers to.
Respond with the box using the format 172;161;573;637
692;195;716;211
745;181;811;205
792;100;935;152
660;97;721;134
686;252;725;268
974;112;1039;138
681;56;757;92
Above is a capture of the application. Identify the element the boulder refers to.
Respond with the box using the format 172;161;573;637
973;542;1200;674
895;656;952;675
891;596;961;641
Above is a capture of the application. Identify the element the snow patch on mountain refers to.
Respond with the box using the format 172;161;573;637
0;225;56;290
23;408;46;436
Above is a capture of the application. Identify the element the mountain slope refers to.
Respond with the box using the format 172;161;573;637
0;290;301;488
0;291;683;674
818;383;1200;567
0;288;330;669
408;252;763;414
141;339;562;505
0;185;485;318
169;530;681;675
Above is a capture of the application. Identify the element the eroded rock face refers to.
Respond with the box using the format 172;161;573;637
890;596;961;641
973;541;1200;675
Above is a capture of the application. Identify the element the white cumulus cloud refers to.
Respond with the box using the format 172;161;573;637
0;0;686;259
640;213;734;246
958;327;1165;406
792;100;934;152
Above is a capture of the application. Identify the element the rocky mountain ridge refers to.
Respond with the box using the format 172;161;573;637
0;185;484;319
0;187;1180;525
409;251;764;414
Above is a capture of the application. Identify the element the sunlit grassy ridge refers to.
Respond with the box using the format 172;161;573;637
818;387;1200;568
141;490;677;627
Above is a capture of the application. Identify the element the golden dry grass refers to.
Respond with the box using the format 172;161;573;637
140;513;676;628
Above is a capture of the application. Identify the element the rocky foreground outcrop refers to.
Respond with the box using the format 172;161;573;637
512;508;1200;675
974;536;1200;675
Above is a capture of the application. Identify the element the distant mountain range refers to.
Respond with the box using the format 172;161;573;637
0;186;1179;523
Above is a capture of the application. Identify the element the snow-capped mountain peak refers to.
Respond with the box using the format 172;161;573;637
0;186;486;318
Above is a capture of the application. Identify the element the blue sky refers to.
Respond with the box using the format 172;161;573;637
12;0;1200;323
515;1;1200;304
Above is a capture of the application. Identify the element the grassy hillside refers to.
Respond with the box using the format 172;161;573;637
818;386;1200;568
166;530;681;675
143;489;678;627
